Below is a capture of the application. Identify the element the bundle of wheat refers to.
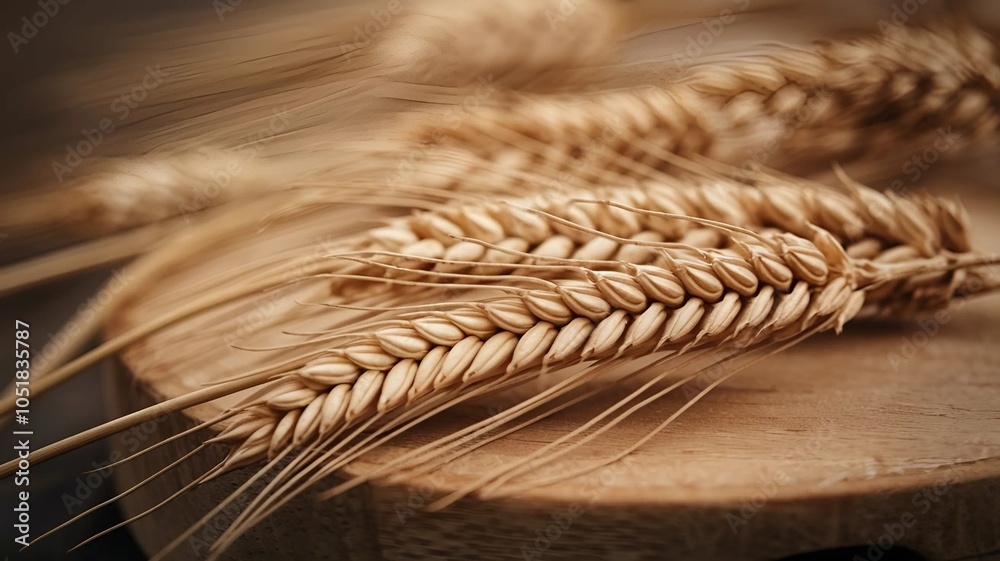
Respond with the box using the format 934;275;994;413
5;165;996;558
2;2;998;559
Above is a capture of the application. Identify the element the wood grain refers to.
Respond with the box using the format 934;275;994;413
107;171;1000;560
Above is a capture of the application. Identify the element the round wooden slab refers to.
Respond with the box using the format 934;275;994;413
107;176;1000;561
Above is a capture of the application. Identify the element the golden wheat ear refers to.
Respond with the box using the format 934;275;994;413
1;157;989;417
411;20;999;184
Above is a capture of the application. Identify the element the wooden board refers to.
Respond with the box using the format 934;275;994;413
107;171;1000;561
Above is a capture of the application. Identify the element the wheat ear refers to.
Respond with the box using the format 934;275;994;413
414;22;999;181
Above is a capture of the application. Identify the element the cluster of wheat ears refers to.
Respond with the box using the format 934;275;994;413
2;5;1000;559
